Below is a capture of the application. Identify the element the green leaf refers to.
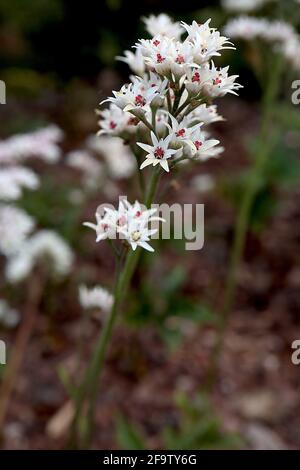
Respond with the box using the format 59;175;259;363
116;415;146;450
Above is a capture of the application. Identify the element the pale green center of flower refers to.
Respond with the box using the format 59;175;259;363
131;230;141;242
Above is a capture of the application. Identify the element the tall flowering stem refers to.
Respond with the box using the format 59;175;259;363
71;14;241;447
208;54;284;386
70;168;161;447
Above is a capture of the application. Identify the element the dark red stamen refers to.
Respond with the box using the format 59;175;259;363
176;55;185;64
154;147;165;159
213;77;222;85
156;53;165;63
176;129;186;137
134;94;146;107
192;72;201;83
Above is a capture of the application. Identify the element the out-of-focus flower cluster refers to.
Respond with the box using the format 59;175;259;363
224;16;300;71
5;230;74;283
84;199;164;252
0;126;74;288
0;126;62;201
222;0;300;12
97;15;242;174
0;127;76;325
79;285;113;313
222;0;274;12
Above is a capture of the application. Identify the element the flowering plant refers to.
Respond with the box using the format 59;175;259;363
71;13;242;447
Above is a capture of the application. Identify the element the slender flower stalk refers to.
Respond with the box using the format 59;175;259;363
70;168;161;447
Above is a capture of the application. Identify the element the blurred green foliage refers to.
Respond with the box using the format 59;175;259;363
126;266;216;349
116;393;242;450
18;176;84;246
221;103;300;233
0;0;63;32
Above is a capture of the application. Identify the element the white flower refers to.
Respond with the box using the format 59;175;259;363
97;103;135;136
103;76;160;113
188;128;221;160
0;299;20;328
66;150;103;189
224;16;300;71
137;132;177;172
84;199;164;252
169;40;195;79
143;13;183;39
189;104;224;125
0;167;39;201
84;206;118;242
182;19;235;63
164;113;199;153
118;216;157;252
222;0;273;12
139;36;174;76
185;67;206;96
79;285;113;312
6;230;73;283
0;204;35;256
117;46;146;76
192;174;215;193
87;135;136;179
0;125;62;165
117;200;163;252
201;62;242;97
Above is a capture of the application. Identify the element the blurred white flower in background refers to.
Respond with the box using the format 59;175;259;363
224;16;300;70
5;230;74;283
0;204;35;256
0;299;20;328
66;150;104;190
0;167;39;201
222;0;274;12
79;285;113;312
0;125;63;165
192;174;216;193
87;135;136;179
143;13;184;39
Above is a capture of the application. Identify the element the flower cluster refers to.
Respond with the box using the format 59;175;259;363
0;125;63;165
0;299;20;328
0;126;63;201
84;199;164;252
0;126;74;284
224;16;300;70
0;204;35;256
79;285;114;313
5;230;74;283
97;15;242;173
222;0;274;12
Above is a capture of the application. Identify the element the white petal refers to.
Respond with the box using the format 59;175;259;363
140;159;154;170
160;159;170;172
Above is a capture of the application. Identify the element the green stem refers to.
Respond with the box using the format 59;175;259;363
82;248;140;447
172;84;185;114
174;97;190;117
70;167;161;448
